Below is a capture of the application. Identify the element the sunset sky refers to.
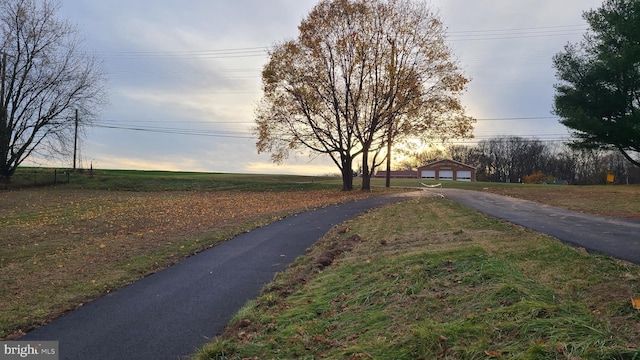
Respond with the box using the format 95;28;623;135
30;0;604;175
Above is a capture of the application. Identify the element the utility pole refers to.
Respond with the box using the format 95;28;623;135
73;108;78;172
385;41;397;188
385;124;392;188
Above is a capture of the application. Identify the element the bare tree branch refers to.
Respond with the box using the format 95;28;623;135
0;0;106;180
255;0;474;190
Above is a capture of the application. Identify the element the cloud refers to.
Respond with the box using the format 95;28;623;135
49;0;605;174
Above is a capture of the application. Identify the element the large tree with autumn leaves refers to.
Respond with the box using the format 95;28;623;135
255;0;473;191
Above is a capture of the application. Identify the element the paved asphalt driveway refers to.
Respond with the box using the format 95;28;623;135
431;188;640;264
20;193;414;360
18;189;640;359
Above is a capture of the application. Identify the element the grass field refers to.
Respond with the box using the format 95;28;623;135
0;169;381;339
371;178;640;219
195;197;640;359
3;167;343;191
2;168;640;358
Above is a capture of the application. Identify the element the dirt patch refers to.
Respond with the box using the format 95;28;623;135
219;227;367;342
267;228;364;300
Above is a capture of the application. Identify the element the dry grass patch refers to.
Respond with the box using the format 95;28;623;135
486;185;640;219
0;187;376;339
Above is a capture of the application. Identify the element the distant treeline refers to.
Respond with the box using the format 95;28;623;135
399;136;640;185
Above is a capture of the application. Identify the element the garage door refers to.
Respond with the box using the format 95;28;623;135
439;170;453;180
421;170;436;179
457;170;472;181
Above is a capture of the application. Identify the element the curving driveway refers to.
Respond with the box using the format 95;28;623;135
20;193;414;360
431;188;640;264
18;189;640;359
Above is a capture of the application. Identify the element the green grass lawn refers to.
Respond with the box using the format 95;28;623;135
194;197;640;359
3;168;640;358
3;167;343;192
369;177;548;190
5;168;533;192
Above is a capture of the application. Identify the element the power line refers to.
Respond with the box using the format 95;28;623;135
447;24;586;34
103;46;268;55
99;47;268;60
448;137;572;145
94;24;587;61
95;116;559;126
94;124;255;139
87;22;583;142
446;24;586;42
98;119;255;124
475;116;558;121
92;121;572;144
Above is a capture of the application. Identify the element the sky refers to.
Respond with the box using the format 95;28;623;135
28;0;604;175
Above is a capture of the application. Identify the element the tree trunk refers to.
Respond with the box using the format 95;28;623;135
340;155;354;191
361;172;371;191
0;165;12;183
361;146;371;191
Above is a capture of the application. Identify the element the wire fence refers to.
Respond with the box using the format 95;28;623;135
1;168;74;189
